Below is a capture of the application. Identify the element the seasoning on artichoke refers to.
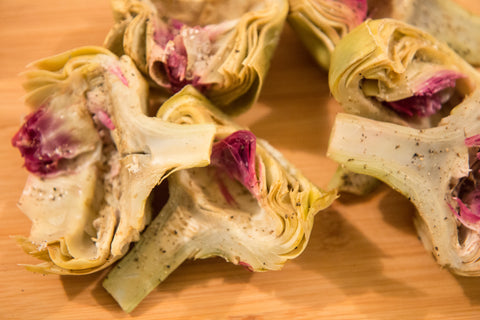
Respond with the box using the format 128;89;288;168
12;47;217;275
327;89;480;276
103;86;337;313
104;0;288;114
369;0;480;66
287;0;367;69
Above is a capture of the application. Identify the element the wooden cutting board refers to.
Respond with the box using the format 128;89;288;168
1;1;480;319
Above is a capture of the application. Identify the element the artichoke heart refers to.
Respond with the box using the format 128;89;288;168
327;89;480;276
287;0;367;69
13;47;216;275
104;0;288;114
103;86;337;312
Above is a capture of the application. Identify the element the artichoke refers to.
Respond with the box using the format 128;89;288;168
103;86;337;312
329;18;480;129
12;47;217;274
287;0;367;69
327;89;480;275
369;0;480;66
327;18;480;194
104;0;288;114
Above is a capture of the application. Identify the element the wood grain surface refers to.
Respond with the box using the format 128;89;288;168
1;1;480;319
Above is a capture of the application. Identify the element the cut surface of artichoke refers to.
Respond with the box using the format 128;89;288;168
103;86;337;312
287;0;367;69
13;47;216;274
105;0;288;114
327;89;480;276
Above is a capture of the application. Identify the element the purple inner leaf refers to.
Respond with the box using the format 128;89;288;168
465;134;480;147
342;0;368;26
109;65;129;87
448;136;480;232
153;19;210;93
12;107;81;176
210;130;260;198
449;195;480;232
385;70;464;117
96;109;115;130
238;261;254;272
216;174;237;206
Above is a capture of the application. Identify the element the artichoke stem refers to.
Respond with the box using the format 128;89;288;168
103;196;199;313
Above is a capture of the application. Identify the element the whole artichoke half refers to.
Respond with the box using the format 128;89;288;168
327;89;480;276
103;86;337;312
12;47;217;274
287;0;367;69
104;0;288;114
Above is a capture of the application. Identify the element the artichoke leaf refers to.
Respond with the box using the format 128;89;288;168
103;86;337;312
287;0;367;69
13;47;216;274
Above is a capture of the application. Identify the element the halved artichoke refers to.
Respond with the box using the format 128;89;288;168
327;89;480;275
103;86;337;312
12;47;217;274
369;0;480;66
104;0;288;114
287;0;367;69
